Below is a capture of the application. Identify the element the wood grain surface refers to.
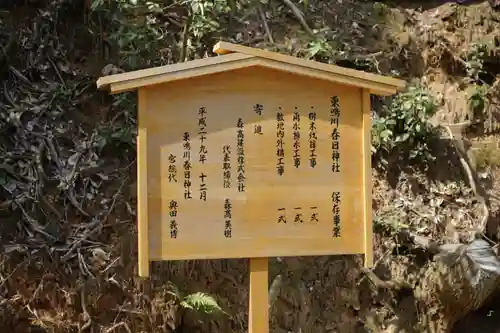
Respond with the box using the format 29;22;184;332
137;66;369;262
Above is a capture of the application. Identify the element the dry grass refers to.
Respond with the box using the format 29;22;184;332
473;143;500;170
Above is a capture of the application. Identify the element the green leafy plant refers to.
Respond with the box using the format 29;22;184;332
90;0;234;70
467;84;489;120
180;292;227;314
306;37;335;61
465;42;489;81
372;2;390;18
166;282;227;332
90;0;169;69
94;122;137;153
166;281;227;331
372;83;439;166
373;215;409;236
183;0;232;38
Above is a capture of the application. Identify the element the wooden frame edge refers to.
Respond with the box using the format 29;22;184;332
98;53;254;94
137;88;150;277
98;42;405;96
362;89;374;268
213;41;406;94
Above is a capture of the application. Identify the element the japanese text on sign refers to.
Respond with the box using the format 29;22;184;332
222;144;231;188
236;118;246;192
330;96;340;173
332;191;341;237
293;109;301;168
183;132;192;199
276;110;285;176
169;200;178;238
161;95;349;244
308;110;317;168
224;199;232;238
198;107;208;164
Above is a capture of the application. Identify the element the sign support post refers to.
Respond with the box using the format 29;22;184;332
249;257;269;333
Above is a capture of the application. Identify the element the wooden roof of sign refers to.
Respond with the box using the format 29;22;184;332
96;41;406;95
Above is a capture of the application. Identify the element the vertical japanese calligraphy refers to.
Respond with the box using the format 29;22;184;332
169;200;178;238
198;107;208;201
332;191;341;237
330;96;340;172
236;118;245;192
222;144;231;188
293;207;303;223
309;206;318;223
277;206;320;224
168;154;177;183
183;132;192;199
198;107;208;164
308;109;317;168
276;109;285;176
199;173;207;201
277;208;286;223
253;103;264;135
224;199;232;238
293;108;300;168
254;103;263;116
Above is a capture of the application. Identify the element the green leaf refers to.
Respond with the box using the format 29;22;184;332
380;129;392;140
182;292;227;315
0;170;6;186
403;100;413;110
180;300;194;309
384;118;396;126
395;133;410;143
90;0;104;10
307;43;323;58
166;281;183;300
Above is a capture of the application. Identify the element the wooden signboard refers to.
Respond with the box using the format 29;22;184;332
97;41;405;333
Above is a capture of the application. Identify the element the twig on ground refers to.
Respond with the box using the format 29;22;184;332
179;11;192;62
101;257;120;273
281;0;315;37
62;220;102;261
103;177;128;224
0;258;28;289
18;204;58;241
442;125;490;234
9;66;34;87
67;188;89;217
360;267;411;291
357;247;393;286
78;250;94;278
28;269;49;305
257;5;274;43
79;284;92;332
106;322;132;333
48;56;66;88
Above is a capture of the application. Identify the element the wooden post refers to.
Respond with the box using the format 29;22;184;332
249;257;269;333
137;88;150;277
362;89;373;268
